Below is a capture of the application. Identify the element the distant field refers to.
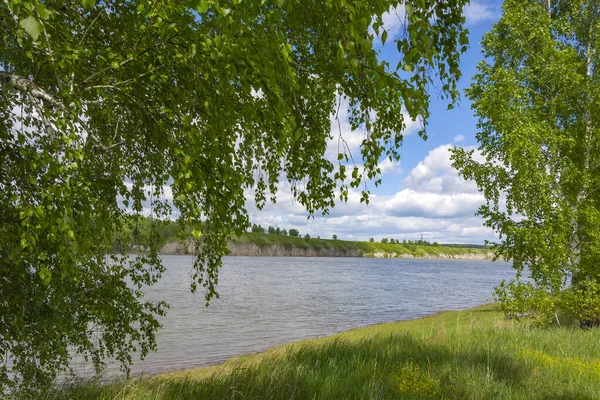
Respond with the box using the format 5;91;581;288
55;305;600;399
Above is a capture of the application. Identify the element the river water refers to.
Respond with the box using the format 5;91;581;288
74;256;515;377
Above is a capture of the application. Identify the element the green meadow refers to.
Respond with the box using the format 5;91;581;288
49;305;600;400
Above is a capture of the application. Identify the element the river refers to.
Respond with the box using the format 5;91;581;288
72;255;514;378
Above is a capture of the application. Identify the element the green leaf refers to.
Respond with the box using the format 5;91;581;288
381;29;388;45
39;268;52;285
35;3;51;20
82;0;96;10
218;6;231;17
19;15;43;41
197;1;209;14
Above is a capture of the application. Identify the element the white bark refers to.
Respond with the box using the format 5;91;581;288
569;2;596;282
0;72;63;110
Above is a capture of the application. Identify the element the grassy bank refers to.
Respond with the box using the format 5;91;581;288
226;232;492;258
51;305;600;399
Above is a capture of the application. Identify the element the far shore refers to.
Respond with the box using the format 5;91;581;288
153;232;493;260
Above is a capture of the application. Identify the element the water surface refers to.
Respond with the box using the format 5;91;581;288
78;256;514;377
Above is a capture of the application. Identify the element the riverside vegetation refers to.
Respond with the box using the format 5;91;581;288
48;305;600;400
224;233;491;259
119;216;491;259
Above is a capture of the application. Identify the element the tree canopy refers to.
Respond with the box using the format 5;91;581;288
452;0;600;327
1;0;468;392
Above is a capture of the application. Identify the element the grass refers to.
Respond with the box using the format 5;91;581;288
229;233;491;258
48;305;600;399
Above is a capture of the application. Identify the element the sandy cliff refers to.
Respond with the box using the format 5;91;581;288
159;240;492;260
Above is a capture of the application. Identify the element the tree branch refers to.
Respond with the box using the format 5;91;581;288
81;33;180;84
0;72;63;109
2;0;19;27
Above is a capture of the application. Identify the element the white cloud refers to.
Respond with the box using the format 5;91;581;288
380;5;406;42
246;144;496;244
453;134;465;143
378;190;484;218
403;144;480;194
463;1;499;26
379;158;402;175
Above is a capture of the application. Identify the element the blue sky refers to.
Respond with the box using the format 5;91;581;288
246;0;504;244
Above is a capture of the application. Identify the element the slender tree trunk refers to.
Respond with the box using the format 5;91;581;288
572;0;598;328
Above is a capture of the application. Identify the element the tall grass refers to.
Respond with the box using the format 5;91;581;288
46;305;600;399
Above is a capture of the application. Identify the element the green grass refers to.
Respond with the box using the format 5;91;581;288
229;232;491;258
48;305;600;399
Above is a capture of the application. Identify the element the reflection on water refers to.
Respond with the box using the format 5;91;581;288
73;256;514;377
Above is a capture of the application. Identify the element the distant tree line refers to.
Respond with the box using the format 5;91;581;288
250;224;300;237
250;224;486;248
379;238;439;246
250;224;340;241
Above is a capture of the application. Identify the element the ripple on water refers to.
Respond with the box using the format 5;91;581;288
70;256;513;378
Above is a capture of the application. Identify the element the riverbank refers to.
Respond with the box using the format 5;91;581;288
55;305;600;399
160;232;493;260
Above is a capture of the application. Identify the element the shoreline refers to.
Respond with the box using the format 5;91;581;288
154;232;493;260
158;242;493;261
157;252;495;260
149;304;491;379
53;303;600;399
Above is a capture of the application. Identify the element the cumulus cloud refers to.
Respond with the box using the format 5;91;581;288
247;144;496;244
464;0;499;26
403;144;480;194
453;134;465;143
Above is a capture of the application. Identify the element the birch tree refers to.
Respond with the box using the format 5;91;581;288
452;0;600;327
0;0;468;393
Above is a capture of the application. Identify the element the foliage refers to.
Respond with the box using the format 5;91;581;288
369;237;374;242
251;224;266;234
451;0;600;327
304;233;310;240
112;215;180;252
332;234;338;240
50;305;600;400
288;229;300;238
381;237;388;243
0;0;468;392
